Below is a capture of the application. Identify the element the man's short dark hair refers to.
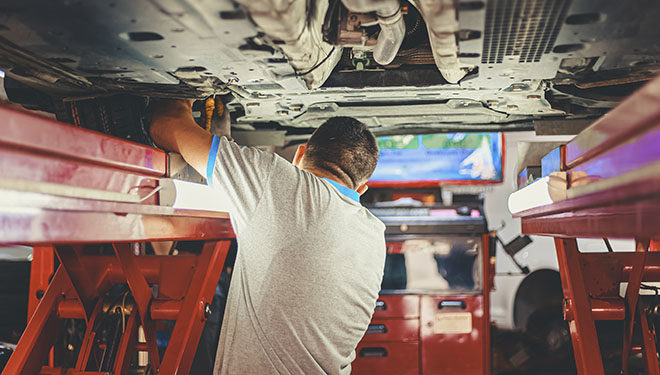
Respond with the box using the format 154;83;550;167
304;117;379;188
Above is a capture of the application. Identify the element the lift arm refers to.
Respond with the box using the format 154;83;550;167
513;76;660;375
0;107;235;375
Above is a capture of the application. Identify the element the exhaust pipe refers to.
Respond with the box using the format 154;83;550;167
341;0;406;65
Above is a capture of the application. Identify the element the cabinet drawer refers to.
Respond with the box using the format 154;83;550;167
373;295;420;319
361;318;419;343
420;295;486;375
352;342;419;375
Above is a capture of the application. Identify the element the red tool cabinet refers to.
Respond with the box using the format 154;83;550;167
354;295;421;375
352;206;493;375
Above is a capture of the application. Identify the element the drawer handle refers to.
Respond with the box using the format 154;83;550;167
375;300;387;311
438;300;466;309
366;324;387;334
359;347;388;358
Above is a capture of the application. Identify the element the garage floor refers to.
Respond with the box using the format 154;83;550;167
492;326;576;375
0;257;654;375
492;322;658;375
0;258;646;375
5;324;644;375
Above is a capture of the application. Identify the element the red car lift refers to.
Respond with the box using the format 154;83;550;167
514;76;660;375
0;107;235;375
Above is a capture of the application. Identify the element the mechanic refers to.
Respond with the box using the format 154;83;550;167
149;99;386;375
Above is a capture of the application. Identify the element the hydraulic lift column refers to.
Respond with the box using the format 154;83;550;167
0;107;235;375
513;76;660;375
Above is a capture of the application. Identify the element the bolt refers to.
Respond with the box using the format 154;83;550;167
204;303;212;319
563;299;574;321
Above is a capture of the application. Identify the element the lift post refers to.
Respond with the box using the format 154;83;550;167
514;76;660;374
0;107;235;375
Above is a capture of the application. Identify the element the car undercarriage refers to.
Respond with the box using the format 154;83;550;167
0;0;659;143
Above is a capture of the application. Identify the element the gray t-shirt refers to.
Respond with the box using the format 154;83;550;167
207;136;386;375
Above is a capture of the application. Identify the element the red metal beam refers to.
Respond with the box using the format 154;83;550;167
57;299;183;321
520;198;660;239
54;246;99;320
0;106;167;176
515;79;660;241
565;76;660;169
639;299;660;375
0;209;233;244
0;148;160;204
576;252;660;280
589;299;625;321
555;238;604;375
112;243;161;371
0;101;236;375
149;300;183;321
568;123;660;188
514;76;660;375
482;234;492;375
3;269;68;375
112;310;139;374
28;246;54;320
0;186;230;219
621;239;649;374
74;300;105;371
160;240;230;374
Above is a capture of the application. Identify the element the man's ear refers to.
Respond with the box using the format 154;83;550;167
293;144;307;167
357;183;369;195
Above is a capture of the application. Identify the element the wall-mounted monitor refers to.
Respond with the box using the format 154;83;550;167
369;133;504;187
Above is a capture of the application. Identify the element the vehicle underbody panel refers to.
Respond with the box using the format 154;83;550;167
0;0;658;138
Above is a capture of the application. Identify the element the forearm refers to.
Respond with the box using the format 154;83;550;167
150;99;213;177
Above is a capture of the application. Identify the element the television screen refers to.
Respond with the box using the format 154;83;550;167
369;133;504;187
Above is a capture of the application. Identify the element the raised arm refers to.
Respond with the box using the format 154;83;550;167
149;99;229;177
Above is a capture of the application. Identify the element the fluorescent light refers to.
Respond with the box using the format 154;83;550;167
508;176;554;214
159;178;232;212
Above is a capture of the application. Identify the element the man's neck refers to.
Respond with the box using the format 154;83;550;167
304;167;354;190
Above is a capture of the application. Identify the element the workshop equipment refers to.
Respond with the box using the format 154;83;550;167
512;76;660;375
0;107;235;375
353;204;493;375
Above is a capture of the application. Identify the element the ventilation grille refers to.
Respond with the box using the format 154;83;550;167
482;0;571;64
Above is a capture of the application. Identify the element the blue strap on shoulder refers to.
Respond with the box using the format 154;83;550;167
206;135;221;186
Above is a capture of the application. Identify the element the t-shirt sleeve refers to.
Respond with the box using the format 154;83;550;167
206;135;277;227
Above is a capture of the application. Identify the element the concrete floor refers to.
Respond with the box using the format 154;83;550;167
492;327;576;375
492;321;655;375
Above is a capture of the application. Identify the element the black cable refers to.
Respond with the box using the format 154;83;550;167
603;237;614;252
496;235;530;274
296;47;336;77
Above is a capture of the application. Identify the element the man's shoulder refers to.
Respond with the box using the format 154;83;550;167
358;206;387;232
217;137;294;177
